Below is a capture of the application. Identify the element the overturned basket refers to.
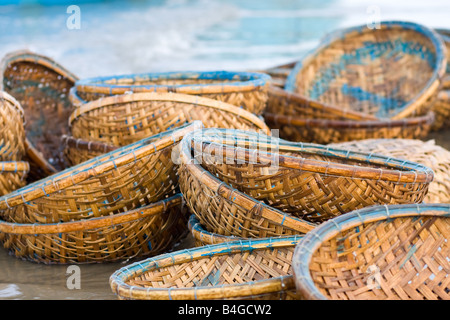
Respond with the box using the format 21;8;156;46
0;161;29;196
264;86;435;144
70;71;271;115
330;138;450;204
0;122;200;224
292;203;450;300
285;21;447;120
110;235;303;300
178;130;317;238
0;91;26;161
68;91;271;147
191;128;434;223
0;50;79;177
0;194;188;264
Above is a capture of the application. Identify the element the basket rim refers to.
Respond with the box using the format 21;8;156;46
285;20;448;120
0;194;182;235
0;161;30;173
109;234;302;300
180;130;319;234
61;135;118;153
0;90;26;123
0;121;202;210
188;214;245;244
435;28;450;43
0;49;79;89
291;203;450;300
24;137;57;175
74;70;271;97
68;91;272;135
189;128;435;184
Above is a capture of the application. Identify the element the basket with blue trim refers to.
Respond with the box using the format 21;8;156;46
285;21;447;121
70;70;271;115
109;235;303;300
0;194;189;264
190;128;434;224
292;203;450;300
0;122;200;224
0;91;26;162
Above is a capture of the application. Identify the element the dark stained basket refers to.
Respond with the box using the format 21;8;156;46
0;161;29;196
70;71;271;115
285;21;447;120
264;86;435;144
110;235;303;300
0;50;79;178
292;203;450;300
0;194;189;264
191;128;434;223
0;91;26;161
178;130;318;239
0;122;200;224
68;91;271;147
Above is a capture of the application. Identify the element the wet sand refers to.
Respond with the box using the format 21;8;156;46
0;130;447;300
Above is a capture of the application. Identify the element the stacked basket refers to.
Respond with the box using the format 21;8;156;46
263;21;447;144
432;29;450;130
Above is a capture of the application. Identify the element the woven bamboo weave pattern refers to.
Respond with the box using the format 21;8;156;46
188;214;245;246
61;135;118;166
178;130;317;238
0;50;79;174
69;92;271;147
0;162;29;196
292;204;450;300
110;236;302;300
192;129;433;223
330;139;450;204
0;194;188;264
0;122;199;224
0;91;26;161
285;21;447;120
431;77;450;130
71;71;271;115
264;86;434;144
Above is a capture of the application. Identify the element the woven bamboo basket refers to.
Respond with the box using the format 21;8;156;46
259;61;296;88
0;161;30;196
330;139;450;204
70;71;271;115
436;29;450;74
110;235;303;300
285;21;447;120
0;50;79;178
61;135;118;166
0;194;189;264
188;214;245;246
0;122;200;224
191;128;434;223
292;203;450;300
264;86;434;144
0;91;26;161
431;76;450;130
68;91;271;147
178;130;318;238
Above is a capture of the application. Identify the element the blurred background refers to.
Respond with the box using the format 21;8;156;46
1;0;450;78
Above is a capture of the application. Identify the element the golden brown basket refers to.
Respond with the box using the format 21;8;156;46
285;21;447;120
109;235;303;300
264;86;434;144
330;138;450;204
191;128;434;223
259;61;296;88
61;135;118;166
292;203;450;300
188;214;245;246
0;194;188;264
0;91;26;161
0;50;79;177
431;77;450;130
178;130;318;239
68;91;271;147
70;71;271;115
0;161;29;196
0;122;200;224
